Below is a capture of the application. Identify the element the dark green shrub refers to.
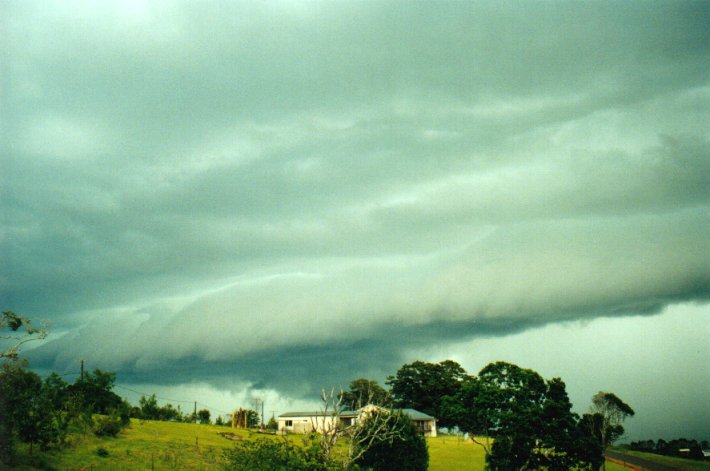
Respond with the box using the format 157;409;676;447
93;414;122;437
223;437;332;470
352;410;428;471
96;447;109;457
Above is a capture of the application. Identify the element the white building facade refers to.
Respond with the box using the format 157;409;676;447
277;405;437;437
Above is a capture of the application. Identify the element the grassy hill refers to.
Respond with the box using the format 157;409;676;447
7;419;486;470
8;420;708;470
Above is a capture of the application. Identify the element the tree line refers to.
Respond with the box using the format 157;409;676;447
340;359;635;470
627;438;708;461
0;361;132;461
1;311;268;466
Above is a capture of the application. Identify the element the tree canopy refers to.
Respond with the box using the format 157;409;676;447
340;378;389;409
67;368;122;414
584;391;635;470
386;359;468;428
445;361;602;470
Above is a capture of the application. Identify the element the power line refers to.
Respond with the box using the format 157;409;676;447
112;383;233;415
112;384;195;405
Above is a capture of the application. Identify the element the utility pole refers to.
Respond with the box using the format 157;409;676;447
194;401;197;423
80;359;84;382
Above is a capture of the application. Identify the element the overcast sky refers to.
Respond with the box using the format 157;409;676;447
2;1;708;440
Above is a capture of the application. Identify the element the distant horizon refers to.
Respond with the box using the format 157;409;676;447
3;0;709;443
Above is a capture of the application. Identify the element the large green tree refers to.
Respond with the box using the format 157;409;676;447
138;394;160;420
67;368;122;414
197;409;211;424
42;373;73;447
447;362;599;470
476;362;547;470
386;360;468;427
1;312;51;464
0;364;57;460
340;378;389;409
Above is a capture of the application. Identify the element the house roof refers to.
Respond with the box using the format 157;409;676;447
399;408;435;420
278;410;358;418
278;406;435;420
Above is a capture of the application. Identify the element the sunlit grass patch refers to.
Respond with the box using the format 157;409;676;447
11;422;496;470
427;435;487;471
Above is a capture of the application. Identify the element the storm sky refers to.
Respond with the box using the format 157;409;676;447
2;1;709;440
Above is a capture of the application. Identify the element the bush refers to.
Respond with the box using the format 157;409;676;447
352;410;429;471
96;447;109;457
223;437;332;470
93;414;123;437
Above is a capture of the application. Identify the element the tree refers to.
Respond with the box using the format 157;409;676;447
306;387;412;469
246;409;260;428
308;387;348;463
587;391;635;470
159;403;183;422
447;362;598;470
42;373;72;447
139;394;160;420
340;378;389;409
386;360;468;428
476;362;547;470
1;313;50;464
43;373;69;411
0;364;57;458
351;409;429;471
265;415;278;431
67;368;122;414
1;311;47;362
197;409;211;424
536;378;598;470
231;408;259;429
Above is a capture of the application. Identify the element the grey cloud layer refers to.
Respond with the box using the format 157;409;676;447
3;1;709;398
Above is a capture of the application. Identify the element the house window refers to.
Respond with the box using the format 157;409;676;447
340;417;353;427
415;421;430;432
285;420;293;427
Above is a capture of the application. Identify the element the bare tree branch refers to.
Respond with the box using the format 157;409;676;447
1;311;48;361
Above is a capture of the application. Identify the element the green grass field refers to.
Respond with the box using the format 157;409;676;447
9;420;487;470
7;420;709;470
608;448;710;471
427;435;486;471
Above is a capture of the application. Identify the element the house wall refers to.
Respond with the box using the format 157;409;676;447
279;414;437;437
278;415;339;434
418;418;437;437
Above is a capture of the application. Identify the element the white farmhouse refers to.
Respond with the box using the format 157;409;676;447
277;405;437;437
